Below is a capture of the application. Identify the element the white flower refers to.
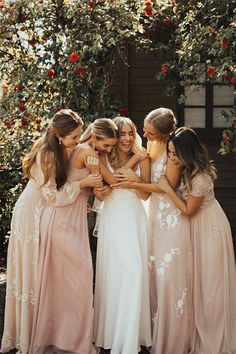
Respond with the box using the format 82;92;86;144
164;253;172;263
157;267;165;280
177;299;184;309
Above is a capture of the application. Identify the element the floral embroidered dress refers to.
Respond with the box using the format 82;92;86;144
149;153;192;354
187;173;236;354
29;147;96;354
94;161;152;354
1;153;81;354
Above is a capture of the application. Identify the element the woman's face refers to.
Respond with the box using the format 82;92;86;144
60;126;82;149
94;137;117;153
167;141;183;167
143;121;165;141
117;123;134;154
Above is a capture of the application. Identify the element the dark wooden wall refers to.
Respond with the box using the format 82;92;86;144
110;47;236;248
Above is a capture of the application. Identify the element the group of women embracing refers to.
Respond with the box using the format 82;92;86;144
1;107;236;354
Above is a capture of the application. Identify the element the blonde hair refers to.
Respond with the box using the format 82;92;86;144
145;107;177;135
109;116;143;169
23;109;83;189
80;118;117;143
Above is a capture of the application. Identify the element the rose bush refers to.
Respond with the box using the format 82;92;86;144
0;0;142;249
0;0;235;251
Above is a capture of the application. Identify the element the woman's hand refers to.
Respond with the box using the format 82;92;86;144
86;155;99;174
157;176;172;193
114;167;141;182
83;173;102;188
111;181;133;189
94;185;112;200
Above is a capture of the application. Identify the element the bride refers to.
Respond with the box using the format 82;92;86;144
93;116;152;354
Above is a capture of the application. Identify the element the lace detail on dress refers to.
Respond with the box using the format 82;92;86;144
190;173;215;208
157;247;181;280
151;156;166;183
175;288;188;317
156;195;181;229
6;283;36;305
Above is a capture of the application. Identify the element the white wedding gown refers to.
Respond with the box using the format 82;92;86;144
94;163;152;354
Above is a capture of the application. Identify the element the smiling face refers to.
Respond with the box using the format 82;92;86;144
59;126;82;149
143;121;166;142
167;141;183;167
117;123;134;154
94;136;117;153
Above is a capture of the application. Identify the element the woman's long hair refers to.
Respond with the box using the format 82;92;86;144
168;127;217;191
80;118;117;143
109;116;143;169
23;109;83;189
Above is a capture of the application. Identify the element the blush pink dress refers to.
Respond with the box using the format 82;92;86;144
1;153;81;354
29;147;96;354
187;173;236;354
149;153;192;354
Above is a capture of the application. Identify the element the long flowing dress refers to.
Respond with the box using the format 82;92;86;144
29;147;96;354
94;162;152;354
188;173;236;354
149;153;192;354
1;154;81;354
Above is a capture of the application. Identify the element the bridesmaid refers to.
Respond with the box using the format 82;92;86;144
113;108;192;354
93;116;152;354
1;109;101;354
157;127;236;354
29;119;118;354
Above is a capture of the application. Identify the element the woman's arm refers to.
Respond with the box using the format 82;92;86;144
157;176;203;216
134;158;151;200
112;157;183;193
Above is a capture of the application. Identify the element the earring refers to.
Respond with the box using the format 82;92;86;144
59;137;62;145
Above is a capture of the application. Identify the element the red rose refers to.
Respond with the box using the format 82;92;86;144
14;83;24;91
118;107;128;116
18;102;26;111
21;119;28;127
145;8;153;16
28;39;36;46
161;65;169;74
144;1;152;6
48;69;55;77
69;52;79;63
207;66;217;77
231;76;236;85
220;39;228;49
189;0;195;4
88;1;96;6
163;18;172;26
223;132;229;143
76;67;85;74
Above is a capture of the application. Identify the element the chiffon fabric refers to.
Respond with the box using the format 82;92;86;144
149;153;192;354
1;153;81;354
29;147;96;354
188;173;236;354
94;162;152;354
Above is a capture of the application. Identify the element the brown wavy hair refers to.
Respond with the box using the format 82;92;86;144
23;109;83;189
168;127;217;191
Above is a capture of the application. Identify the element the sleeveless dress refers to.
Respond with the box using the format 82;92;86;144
1;153;81;354
187;173;236;354
93;161;152;354
149;153;192;354
29;147;96;354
